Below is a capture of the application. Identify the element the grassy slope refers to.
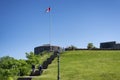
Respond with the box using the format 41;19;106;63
32;50;120;80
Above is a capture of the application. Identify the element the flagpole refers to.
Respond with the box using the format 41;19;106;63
48;7;52;51
46;7;60;80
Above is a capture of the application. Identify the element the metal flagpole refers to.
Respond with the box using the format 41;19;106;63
47;7;60;80
49;7;52;51
46;7;52;51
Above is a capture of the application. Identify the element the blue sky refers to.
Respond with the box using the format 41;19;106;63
0;0;120;59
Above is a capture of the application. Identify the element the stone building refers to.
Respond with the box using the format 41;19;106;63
34;44;60;54
100;41;120;49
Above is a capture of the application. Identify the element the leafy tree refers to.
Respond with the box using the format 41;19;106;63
66;45;77;50
87;43;95;49
0;56;15;69
0;51;49;79
26;52;41;65
19;66;31;76
17;59;31;76
0;56;20;79
0;56;31;78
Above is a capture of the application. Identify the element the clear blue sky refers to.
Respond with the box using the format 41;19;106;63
0;0;120;59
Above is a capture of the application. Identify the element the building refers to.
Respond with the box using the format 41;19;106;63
34;44;61;54
100;41;120;49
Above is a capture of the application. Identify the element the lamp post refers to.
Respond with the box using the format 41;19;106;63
57;51;60;80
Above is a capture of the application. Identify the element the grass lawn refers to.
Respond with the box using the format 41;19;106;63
32;50;120;80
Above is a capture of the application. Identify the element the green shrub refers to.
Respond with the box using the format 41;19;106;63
19;66;31;76
7;77;13;80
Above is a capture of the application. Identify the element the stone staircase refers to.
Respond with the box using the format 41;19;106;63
30;69;43;76
42;52;57;69
17;52;58;80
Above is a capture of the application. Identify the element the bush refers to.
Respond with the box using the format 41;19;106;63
19;66;31;76
7;77;13;80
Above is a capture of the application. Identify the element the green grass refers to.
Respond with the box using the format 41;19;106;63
32;50;120;80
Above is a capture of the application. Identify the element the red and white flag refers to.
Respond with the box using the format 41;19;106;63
46;7;51;12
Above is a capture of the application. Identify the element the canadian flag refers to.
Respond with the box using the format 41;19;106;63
46;7;51;12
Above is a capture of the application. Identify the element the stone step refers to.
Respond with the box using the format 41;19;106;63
17;77;32;80
30;70;42;76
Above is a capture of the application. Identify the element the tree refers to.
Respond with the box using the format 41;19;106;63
0;51;48;78
0;56;19;79
26;52;41;66
66;45;77;50
87;43;94;49
0;55;31;78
